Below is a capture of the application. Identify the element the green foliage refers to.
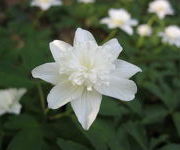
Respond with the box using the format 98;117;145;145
0;0;180;149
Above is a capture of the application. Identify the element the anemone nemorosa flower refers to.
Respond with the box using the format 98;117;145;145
0;88;26;115
148;0;174;19
137;24;152;37
159;25;180;48
32;28;142;130
31;0;62;11
100;8;138;35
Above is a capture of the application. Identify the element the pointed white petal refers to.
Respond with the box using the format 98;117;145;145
8;103;22;115
95;77;137;101
112;59;142;78
121;25;133;35
74;28;97;46
32;63;60;85
47;82;83;109
100;17;110;24
49;40;72;62
71;90;102;130
102;39;122;59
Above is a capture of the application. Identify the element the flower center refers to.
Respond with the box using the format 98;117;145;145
58;46;115;91
112;19;125;26
156;6;165;12
40;0;50;3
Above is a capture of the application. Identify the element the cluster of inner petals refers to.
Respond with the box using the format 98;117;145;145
58;44;115;91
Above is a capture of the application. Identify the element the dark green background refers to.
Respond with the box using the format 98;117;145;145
0;0;180;149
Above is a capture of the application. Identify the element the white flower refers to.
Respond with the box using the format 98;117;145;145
32;28;141;130
137;24;152;37
100;8;138;35
78;0;95;3
0;88;27;115
31;0;62;11
148;0;174;19
159;25;180;47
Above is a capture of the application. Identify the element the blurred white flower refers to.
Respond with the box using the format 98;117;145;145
148;0;174;19
31;0;62;11
32;28;141;130
100;8;138;35
78;0;95;3
159;25;180;47
0;88;27;115
137;24;152;37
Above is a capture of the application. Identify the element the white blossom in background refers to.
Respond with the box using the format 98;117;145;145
78;0;95;3
148;0;174;19
32;28;141;130
100;8;138;35
159;25;180;47
31;0;62;11
137;24;152;37
0;88;27;115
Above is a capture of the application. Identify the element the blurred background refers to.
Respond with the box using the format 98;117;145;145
0;0;180;150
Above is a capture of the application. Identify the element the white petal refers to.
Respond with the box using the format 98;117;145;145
129;19;138;26
95;77;137;101
47;82;83;109
121;25;133;35
49;40;72;62
100;17;110;24
0;109;6;115
8;103;22;115
109;8;120;19
52;0;62;5
102;39;123;59
71;90;102;130
32;63;60;85
74;28;97;46
112;59;142;78
40;4;51;10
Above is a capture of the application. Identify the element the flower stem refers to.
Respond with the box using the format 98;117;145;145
147;15;157;26
102;29;118;44
37;83;46;114
33;10;44;27
137;36;144;48
49;109;72;120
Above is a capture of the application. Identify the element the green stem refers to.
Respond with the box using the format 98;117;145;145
33;10;44;27
102;29;118;44
37;83;46;114
147;15;157;26
49;109;72;120
137;36;144;48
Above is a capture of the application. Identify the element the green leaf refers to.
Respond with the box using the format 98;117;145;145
44;117;91;147
7;128;43;150
81;119;122;150
0;72;33;88
99;96;129;117
158;144;180;150
125;99;143;116
57;138;90;150
142;105;168;125
123;121;148;150
149;135;168;150
172;112;180;137
4;114;39;130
